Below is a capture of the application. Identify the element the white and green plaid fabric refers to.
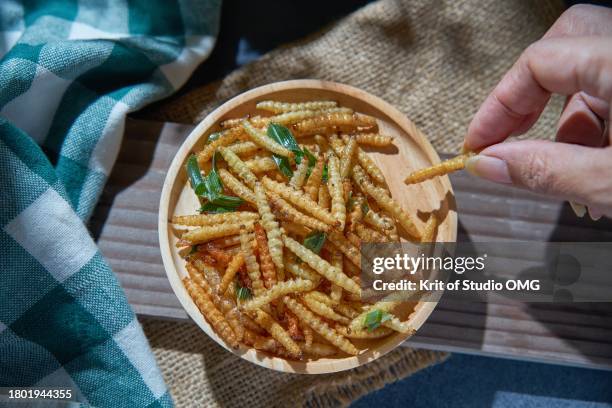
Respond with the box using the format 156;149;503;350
0;0;221;406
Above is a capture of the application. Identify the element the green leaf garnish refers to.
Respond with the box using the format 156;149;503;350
267;123;309;178
361;201;370;215
303;147;317;178
303;231;326;254
186;155;207;196
189;245;199;254
364;309;391;332
236;285;252;301
322;164;329;183
207;132;222;143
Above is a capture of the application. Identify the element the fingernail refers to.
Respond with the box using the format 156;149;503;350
465;155;512;184
569;201;586;218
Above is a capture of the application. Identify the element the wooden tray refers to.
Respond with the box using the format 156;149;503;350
91;120;612;371
156;80;456;373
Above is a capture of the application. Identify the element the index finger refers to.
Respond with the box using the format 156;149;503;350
465;36;612;151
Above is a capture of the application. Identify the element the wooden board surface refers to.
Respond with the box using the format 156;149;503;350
90;118;612;370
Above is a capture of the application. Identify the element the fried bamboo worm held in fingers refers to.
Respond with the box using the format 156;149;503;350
283;297;358;355
282;234;360;295
219;253;245;295
256;100;338;113
261;176;338;226
302;296;349;324
180;221;254;245
339;136;357;179
326;230;361;269
304;153;324;201
254;183;285;280
354;133;393;147
239;225;265;296
219;146;258;189
245;156;277;173
268;194;330;232
172;212;258;226
251;309;302;358
196;127;243;166
353;166;421;239
218;168;256;204
421;213;438;243
289;156;310;189
241;278;315;310
253;222;277;288
183;277;239;348
242;120;294;158
327;154;346;229
404;152;474;185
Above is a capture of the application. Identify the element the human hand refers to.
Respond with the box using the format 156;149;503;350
463;5;612;219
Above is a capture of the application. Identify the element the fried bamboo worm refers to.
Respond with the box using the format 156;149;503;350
355;223;387;243
283;297;358;355
353;166;421;239
268;194;330;232
293;112;376;136
326;230;361;269
354;133;393;147
289;156;310;189
172;212;258;226
421;213;438;243
218;168;257;204
180;221;254;245
339;136;357;179
242;278;314;310
253;222;277;288
183;277;239;348
318;184;330;209
196;127;243;166
256;100;338;113
219;146;258;188
254;183;285;280
245;156;277;173
251;309;302;358
304;153;324;201
302;295;349;324
327;154;346;230
219;253;245;295
404;153;474;185
239;225;265;296
284;254;322;283
226;141;260;156
282;234;360;294
330;250;343;303
261;176;338;226
242;120;294;158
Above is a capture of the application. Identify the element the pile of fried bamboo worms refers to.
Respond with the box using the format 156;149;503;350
172;99;467;360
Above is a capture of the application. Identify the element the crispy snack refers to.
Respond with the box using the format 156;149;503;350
318;184;331;209
306;290;336;306
348;295;403;332
239;226;265;296
202;242;232;267
283;235;360;295
289;157;310;189
339;136;357;178
245;156;277;173
302;324;314;348
363;207;392;231
172;212;258;226
269;195;330;232
283;297;358;355
252;309;302;358
302;296;349;324
327;154;346;230
354;133;393;147
254;183;285;280
253;222;277;288
382;314;417;334
243;328;277;352
284;255;321;283
183;277;239;348
333;303;360;319
227;141;260;156
346;195;364;233
218;168;257;204
355;223;387;243
285;311;302;340
196;127;243;166
353;166;420;239
219;146;259;188
300;342;337;357
242;278;314;311
304;153;325;201
219;253;245;295
345;231;361;248
381;213;400;242
404;153;474;184
210;234;241;248
293;112;376;136
256;100;338;113
262;176;337;226
330;250;343;303
336;325;394;339
280;221;311;238
180;221;253;245
421;213;438;243
242;120;294;158
326;230;361;268
343;135;386;185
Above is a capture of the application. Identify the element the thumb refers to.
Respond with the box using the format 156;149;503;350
465;140;612;213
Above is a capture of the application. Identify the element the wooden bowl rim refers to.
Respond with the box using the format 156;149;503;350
158;79;457;374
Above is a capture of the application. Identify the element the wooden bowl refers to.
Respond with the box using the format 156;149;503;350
159;80;457;374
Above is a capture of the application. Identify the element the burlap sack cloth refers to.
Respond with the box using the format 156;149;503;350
140;0;565;406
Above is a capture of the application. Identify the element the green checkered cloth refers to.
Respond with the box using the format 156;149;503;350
0;0;221;406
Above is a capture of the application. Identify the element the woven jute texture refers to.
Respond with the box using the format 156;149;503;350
141;0;565;154
141;0;565;406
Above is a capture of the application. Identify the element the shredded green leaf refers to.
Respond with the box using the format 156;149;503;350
188;152;244;212
207;132;222;143
236;285;252;301
267;123;309;178
186;155;207;196
303;147;317;178
322;164;329;183
364;309;391;332
303;231;326;254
